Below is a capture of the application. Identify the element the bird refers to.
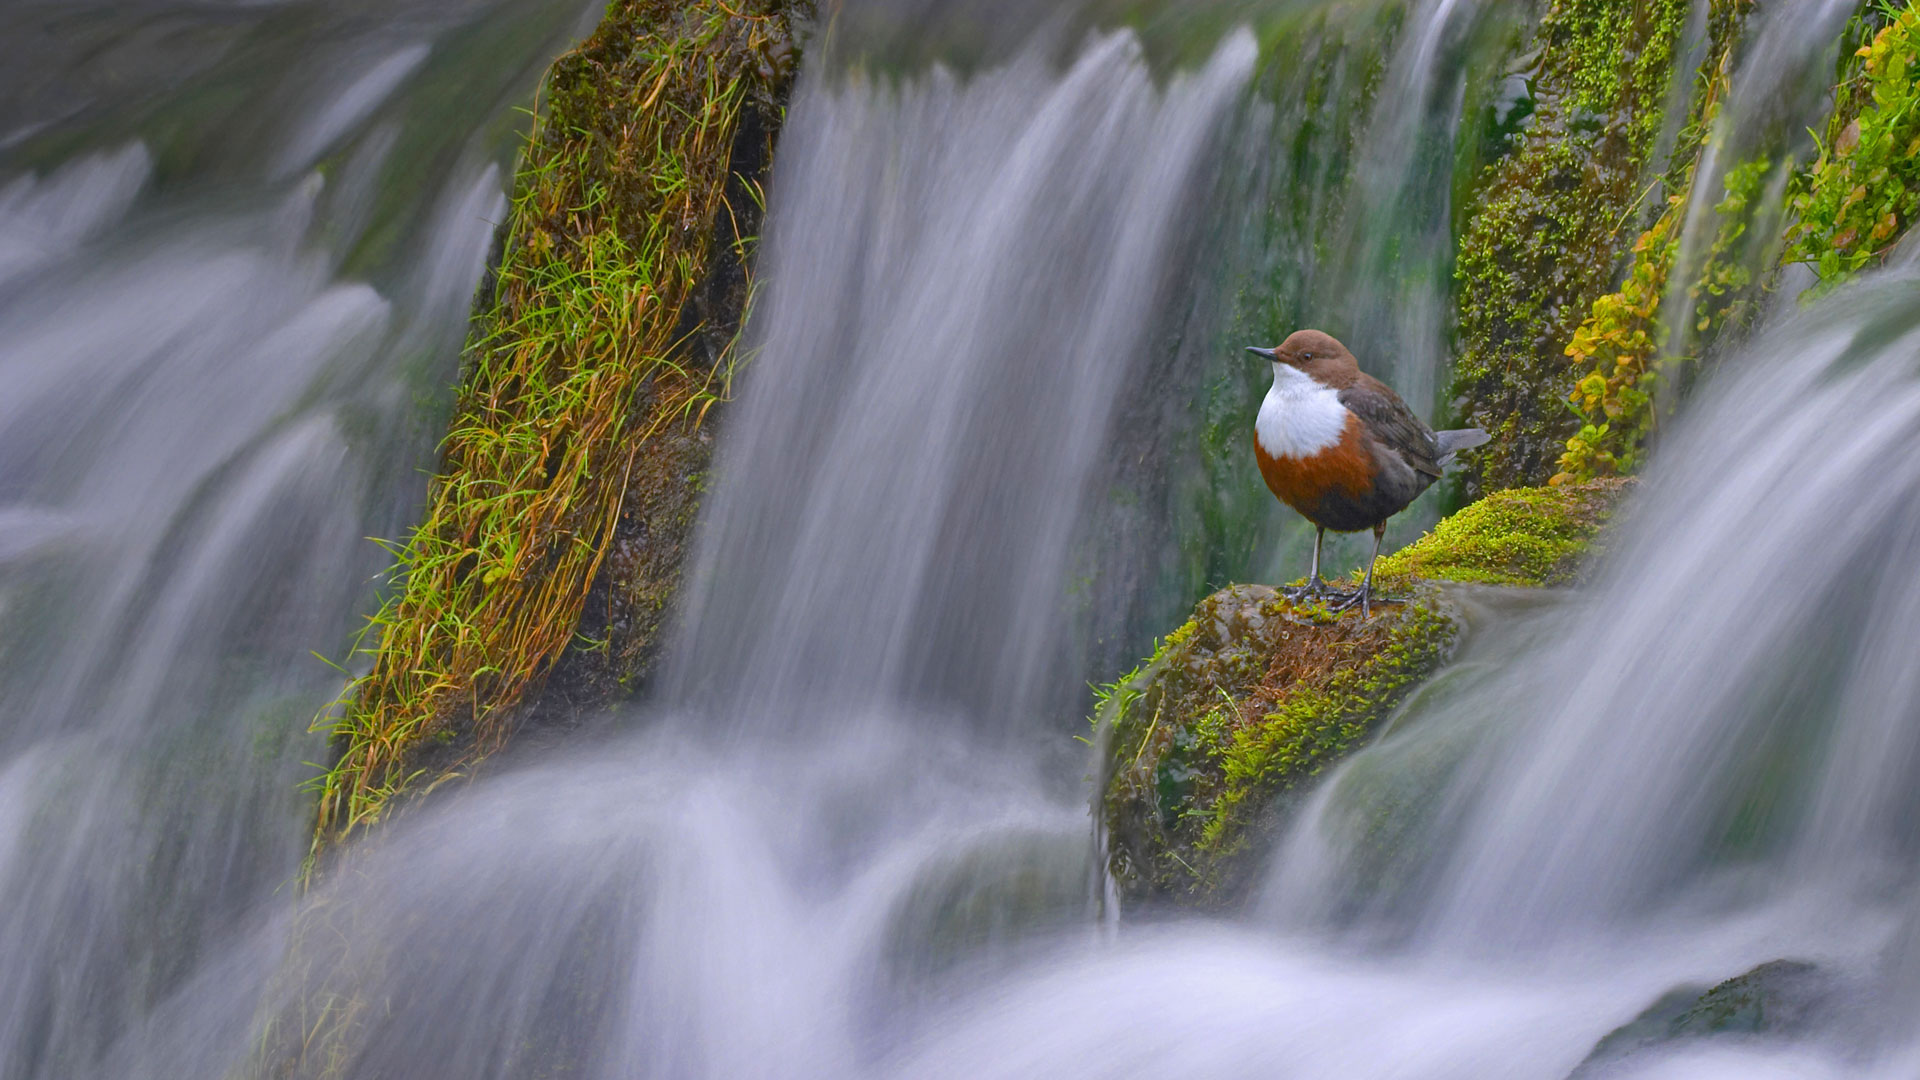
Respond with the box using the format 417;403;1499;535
1245;330;1488;617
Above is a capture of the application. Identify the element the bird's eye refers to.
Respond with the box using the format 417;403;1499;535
1302;353;1313;361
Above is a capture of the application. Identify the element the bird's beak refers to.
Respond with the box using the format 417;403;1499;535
1245;346;1277;361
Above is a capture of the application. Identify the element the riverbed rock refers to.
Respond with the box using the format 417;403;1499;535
1097;478;1630;910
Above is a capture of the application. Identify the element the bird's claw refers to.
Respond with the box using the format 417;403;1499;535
1280;581;1349;604
1282;581;1410;619
1326;589;1407;618
1327;590;1368;616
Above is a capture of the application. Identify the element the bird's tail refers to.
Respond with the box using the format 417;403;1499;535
1434;427;1491;465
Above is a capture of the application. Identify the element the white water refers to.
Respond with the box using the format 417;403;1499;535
8;2;1920;1079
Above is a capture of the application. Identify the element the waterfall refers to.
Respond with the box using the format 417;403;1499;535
116;28;1271;1080
10;1;1920;1078
667;30;1255;728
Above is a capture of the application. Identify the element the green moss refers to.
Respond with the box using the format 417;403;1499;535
1452;0;1695;492
1371;478;1631;587
1198;599;1458;859
1553;2;1772;485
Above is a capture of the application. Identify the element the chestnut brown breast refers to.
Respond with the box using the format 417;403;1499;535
1253;412;1382;532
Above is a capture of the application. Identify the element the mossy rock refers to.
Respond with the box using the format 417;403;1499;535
1572;959;1836;1076
1451;0;1698;492
1097;480;1629;910
311;0;806;853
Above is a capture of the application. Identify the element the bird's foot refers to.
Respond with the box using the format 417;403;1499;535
1279;581;1350;605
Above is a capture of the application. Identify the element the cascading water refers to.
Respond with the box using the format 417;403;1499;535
0;0;593;1075
669;29;1256;728
129;28;1270;1079
12;1;1920;1079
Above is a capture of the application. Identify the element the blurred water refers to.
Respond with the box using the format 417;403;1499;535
12;1;1920;1078
669;29;1257;729
0;0;588;1076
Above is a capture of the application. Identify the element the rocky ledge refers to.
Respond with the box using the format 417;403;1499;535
1096;478;1630;910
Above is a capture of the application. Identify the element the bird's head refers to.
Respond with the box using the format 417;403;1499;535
1245;329;1360;385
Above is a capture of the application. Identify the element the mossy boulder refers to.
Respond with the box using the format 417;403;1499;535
1099;583;1463;908
312;0;806;852
1097;479;1628;910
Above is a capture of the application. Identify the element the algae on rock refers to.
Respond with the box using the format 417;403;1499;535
310;0;805;853
1097;479;1628;910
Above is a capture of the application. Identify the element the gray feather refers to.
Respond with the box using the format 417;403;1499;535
1433;427;1490;465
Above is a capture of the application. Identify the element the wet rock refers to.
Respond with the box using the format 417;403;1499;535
882;828;1092;995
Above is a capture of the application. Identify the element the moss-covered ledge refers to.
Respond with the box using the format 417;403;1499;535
1095;478;1628;911
1371;476;1630;586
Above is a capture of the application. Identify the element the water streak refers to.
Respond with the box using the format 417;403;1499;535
670;30;1257;728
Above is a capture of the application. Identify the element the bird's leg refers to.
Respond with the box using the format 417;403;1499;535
1311;527;1362;601
1331;525;1406;617
1359;525;1381;617
1283;527;1332;602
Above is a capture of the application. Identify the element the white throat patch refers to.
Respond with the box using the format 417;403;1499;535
1255;363;1349;459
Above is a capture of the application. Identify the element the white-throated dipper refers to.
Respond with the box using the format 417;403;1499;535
1246;329;1489;617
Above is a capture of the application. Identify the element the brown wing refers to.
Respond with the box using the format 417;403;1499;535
1338;376;1442;479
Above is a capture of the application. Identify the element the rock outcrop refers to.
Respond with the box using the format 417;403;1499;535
1097;478;1629;910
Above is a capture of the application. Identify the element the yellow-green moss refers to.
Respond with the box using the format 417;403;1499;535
1553;1;1765;485
1372;478;1631;587
1553;155;1777;484
307;0;800;854
1452;0;1695;492
1555;1;1920;483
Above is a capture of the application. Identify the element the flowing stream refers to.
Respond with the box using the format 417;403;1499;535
5;1;1920;1078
